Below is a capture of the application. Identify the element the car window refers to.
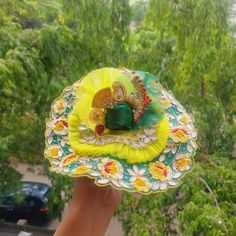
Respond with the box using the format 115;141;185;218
2;196;36;207
42;189;50;204
1;196;25;206
22;182;50;198
2;197;14;206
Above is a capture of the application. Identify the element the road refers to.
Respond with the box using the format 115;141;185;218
0;226;52;236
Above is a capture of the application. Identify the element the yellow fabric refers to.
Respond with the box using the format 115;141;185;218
68;109;170;163
67;67;170;164
75;67;136;131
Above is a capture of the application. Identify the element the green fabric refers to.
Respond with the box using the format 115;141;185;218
105;72;165;131
132;71;165;130
105;103;134;130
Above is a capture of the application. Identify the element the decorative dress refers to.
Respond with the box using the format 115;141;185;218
45;68;197;194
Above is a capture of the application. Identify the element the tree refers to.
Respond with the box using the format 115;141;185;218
1;0;236;234
116;0;236;235
0;0;131;219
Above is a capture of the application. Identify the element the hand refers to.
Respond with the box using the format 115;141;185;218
54;177;123;236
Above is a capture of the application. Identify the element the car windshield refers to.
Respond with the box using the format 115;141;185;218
1;194;26;206
22;182;50;199
0;182;50;206
42;191;50;204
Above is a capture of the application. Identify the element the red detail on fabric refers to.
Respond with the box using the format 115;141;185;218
96;124;105;135
133;74;152;122
156;166;164;170
63;155;76;163
104;161;113;173
57;120;68;127
172;128;188;135
164;170;167;177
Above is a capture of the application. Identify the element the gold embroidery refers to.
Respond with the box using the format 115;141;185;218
92;87;112;108
89;109;105;124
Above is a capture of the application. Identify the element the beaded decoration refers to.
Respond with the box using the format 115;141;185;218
44;68;197;194
88;73;153;135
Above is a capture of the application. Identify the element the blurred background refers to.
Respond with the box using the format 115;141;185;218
0;0;236;235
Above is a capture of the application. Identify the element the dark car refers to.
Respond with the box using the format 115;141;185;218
0;181;51;226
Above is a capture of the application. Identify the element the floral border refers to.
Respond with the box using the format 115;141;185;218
44;71;197;194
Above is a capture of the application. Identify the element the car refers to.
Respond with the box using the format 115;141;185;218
0;181;51;226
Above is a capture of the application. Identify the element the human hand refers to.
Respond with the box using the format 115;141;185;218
54;177;123;236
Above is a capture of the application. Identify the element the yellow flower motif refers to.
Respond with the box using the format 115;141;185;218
149;161;172;181
55;98;65;111
179;115;191;124
52;120;68;134
131;177;151;192
98;159;123;180
61;154;77;166
72;165;91;175
171;127;190;143
159;98;171;107
175;154;192;171
45;146;61;159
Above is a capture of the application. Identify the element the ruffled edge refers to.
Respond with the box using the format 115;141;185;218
68;110;170;163
44;69;198;194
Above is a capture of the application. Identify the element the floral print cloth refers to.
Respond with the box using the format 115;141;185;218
45;68;197;194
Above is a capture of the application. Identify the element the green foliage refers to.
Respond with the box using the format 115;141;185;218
116;155;236;235
45;165;73;219
0;136;22;202
0;0;235;234
140;0;236;156
116;190;175;236
177;155;236;235
0;0;131;219
130;1;147;26
61;0;130;69
115;0;236;235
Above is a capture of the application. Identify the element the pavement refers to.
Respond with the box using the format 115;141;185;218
0;229;48;236
11;160;124;236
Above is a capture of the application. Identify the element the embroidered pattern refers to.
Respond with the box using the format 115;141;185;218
72;165;92;175
149;162;172;181
170;127;190;143
79;126;157;148
98;158;123;180
44;68;197;194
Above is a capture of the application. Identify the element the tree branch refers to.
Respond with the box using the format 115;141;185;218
199;177;228;233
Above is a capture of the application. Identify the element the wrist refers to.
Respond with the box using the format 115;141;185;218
71;196;117;216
